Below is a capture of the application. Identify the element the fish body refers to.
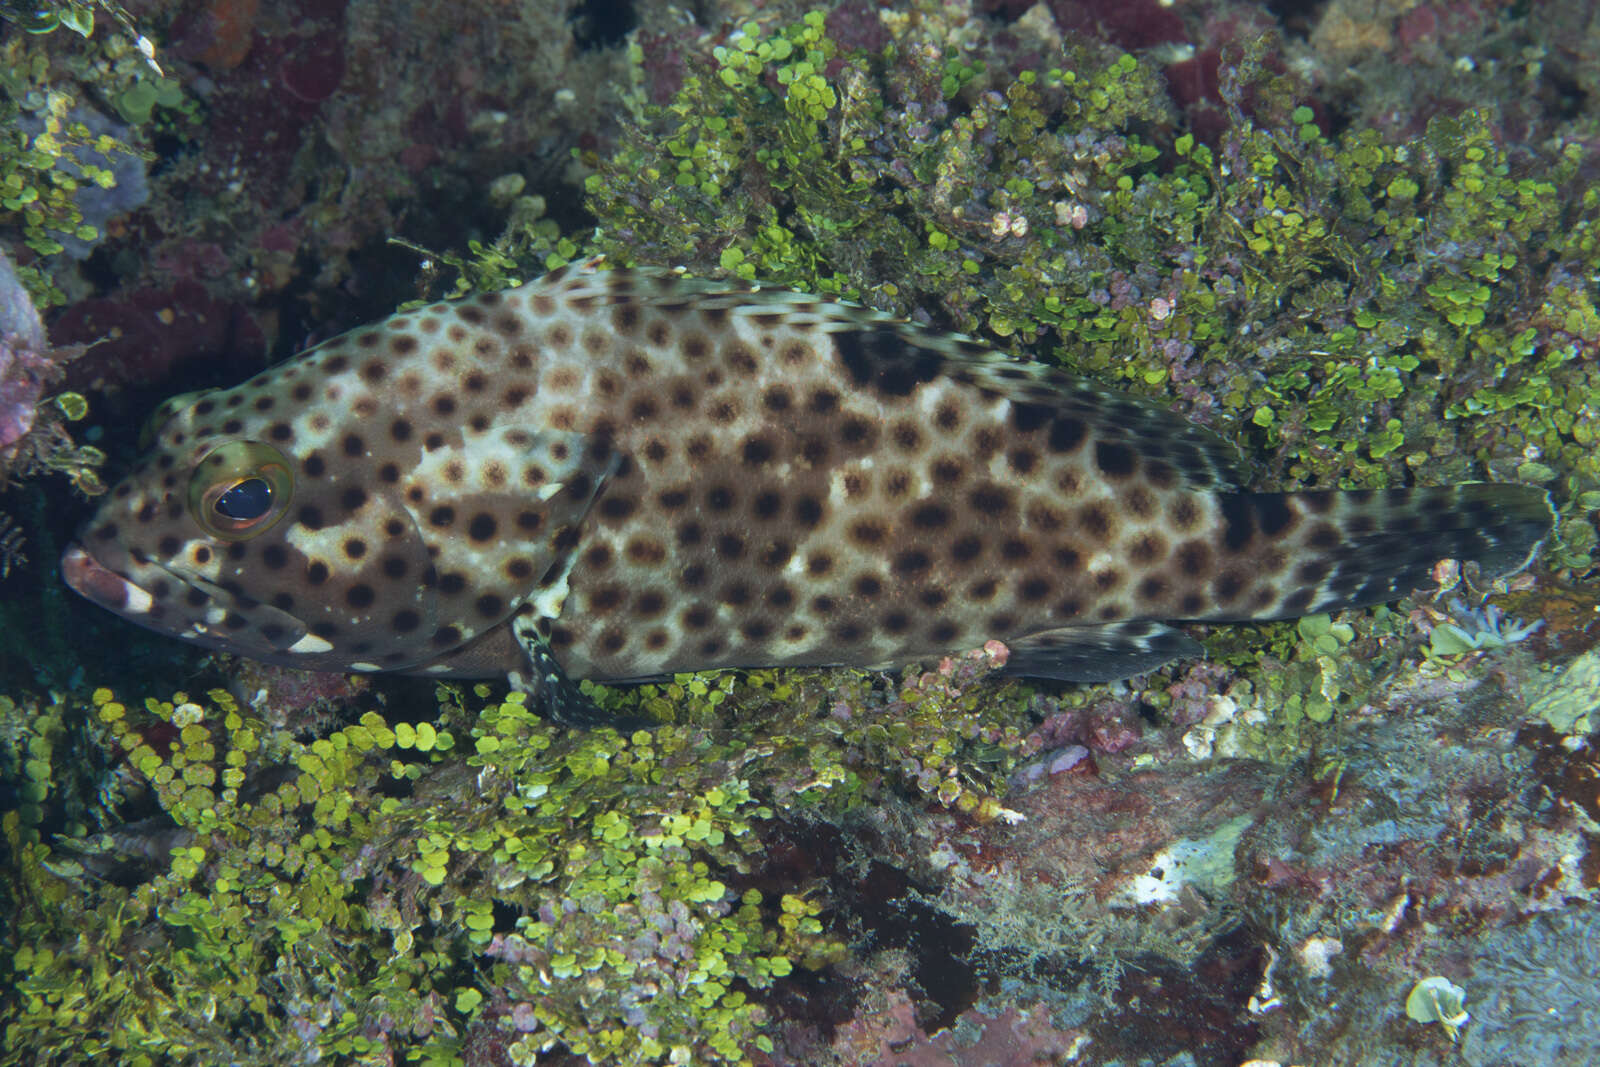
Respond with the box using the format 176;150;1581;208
64;265;1553;711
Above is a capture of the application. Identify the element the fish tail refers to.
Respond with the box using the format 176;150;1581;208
1207;483;1555;621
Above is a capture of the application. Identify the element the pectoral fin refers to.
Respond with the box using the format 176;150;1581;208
509;610;647;730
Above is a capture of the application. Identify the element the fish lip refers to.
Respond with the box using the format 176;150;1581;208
61;542;156;615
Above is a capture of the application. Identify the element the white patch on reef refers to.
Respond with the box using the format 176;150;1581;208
1297;936;1343;979
1116;814;1253;908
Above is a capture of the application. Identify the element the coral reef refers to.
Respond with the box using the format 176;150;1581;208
2;0;1599;1064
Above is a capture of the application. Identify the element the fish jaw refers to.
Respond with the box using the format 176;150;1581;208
60;540;346;663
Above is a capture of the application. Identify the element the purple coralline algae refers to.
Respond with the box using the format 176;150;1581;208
0;250;53;457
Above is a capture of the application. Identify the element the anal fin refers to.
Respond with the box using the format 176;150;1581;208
1003;622;1205;682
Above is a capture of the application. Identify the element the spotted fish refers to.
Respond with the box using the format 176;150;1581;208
63;264;1554;722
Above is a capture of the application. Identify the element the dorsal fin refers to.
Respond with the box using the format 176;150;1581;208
531;265;1247;491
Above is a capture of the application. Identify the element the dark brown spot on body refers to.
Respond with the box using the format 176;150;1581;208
1000;538;1032;561
1169;496;1202;531
849;519;888;546
1214;571;1248;603
1295;560;1331;585
1307;522;1341;551
1077;503;1113;539
752;491;782;521
839;416;877;449
969;483;1014;516
1175;539;1212;576
1124;487;1157;518
591;586;626;613
1146;461;1179;489
1008;448;1038;474
1019;577;1051;601
599;495;637;521
1095;441;1137;478
742;437;775;466
759;540;794;568
795;496;824;527
893;549;933;577
931;457;965;486
1128;534;1165;564
1049;418;1087;452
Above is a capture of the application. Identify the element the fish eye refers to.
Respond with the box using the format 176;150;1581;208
188;442;294;541
214;478;273;520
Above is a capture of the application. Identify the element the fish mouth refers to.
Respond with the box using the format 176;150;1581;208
62;541;317;656
62;543;159;616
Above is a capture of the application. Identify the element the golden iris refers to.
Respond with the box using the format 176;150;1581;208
187;441;294;540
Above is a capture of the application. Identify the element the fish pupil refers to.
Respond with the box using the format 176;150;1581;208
215;478;273;520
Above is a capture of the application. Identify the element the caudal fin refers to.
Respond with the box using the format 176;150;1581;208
1210;483;1554;622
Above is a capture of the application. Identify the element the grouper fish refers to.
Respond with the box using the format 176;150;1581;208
63;263;1554;723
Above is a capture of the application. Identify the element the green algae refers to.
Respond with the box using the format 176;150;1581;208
0;651;1033;1063
0;12;169;306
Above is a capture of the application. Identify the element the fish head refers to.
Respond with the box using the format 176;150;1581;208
63;391;441;672
64;333;621;679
